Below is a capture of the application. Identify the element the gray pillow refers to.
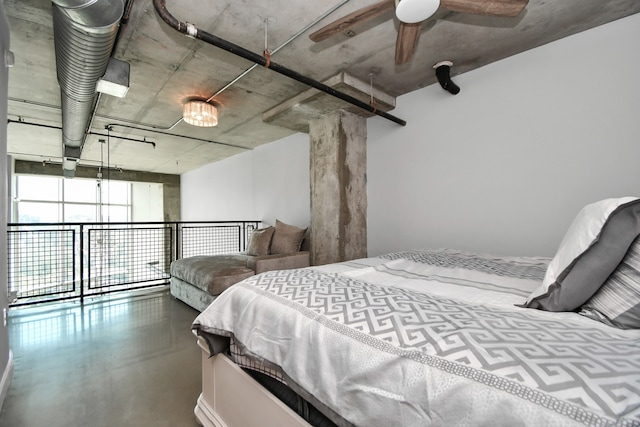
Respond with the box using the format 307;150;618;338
523;197;640;311
579;236;640;329
246;226;274;256
270;219;307;255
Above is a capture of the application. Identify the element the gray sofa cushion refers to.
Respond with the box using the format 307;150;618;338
271;219;307;254
170;276;216;312
246;226;274;256
170;255;254;296
247;251;310;274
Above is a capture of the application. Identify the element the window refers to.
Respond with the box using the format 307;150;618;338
14;175;135;224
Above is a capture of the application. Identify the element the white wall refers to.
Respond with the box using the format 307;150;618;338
181;132;310;228
0;2;12;411
368;13;640;257
181;13;640;258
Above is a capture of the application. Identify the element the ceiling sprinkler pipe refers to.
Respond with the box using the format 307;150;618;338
152;0;406;127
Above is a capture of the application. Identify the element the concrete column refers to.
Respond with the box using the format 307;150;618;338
309;110;367;265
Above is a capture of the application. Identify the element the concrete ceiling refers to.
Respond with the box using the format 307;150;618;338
5;0;640;175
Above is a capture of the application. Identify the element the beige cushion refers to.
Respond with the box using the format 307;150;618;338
247;252;310;274
208;268;254;295
271;219;307;254
246;226;274;256
170;255;253;296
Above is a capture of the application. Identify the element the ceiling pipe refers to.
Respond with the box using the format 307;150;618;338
8;97;249;148
51;0;124;176
105;123;252;150
152;0;406;127
7;118;157;148
146;0;354;132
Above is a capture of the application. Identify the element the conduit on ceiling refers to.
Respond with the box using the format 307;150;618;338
7;97;249;150
7;119;157;148
152;0;407;127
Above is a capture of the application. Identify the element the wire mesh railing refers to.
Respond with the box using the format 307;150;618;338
7;226;77;302
7;220;260;306
179;222;258;258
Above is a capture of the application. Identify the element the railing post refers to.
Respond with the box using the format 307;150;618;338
79;224;85;303
174;222;180;261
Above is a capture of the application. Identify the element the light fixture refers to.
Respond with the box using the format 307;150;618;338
183;100;219;127
395;0;440;24
96;57;130;98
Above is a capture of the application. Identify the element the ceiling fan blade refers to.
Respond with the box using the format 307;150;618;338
440;0;528;17
309;0;395;42
395;22;422;65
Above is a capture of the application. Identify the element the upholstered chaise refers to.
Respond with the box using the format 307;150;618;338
170;220;309;311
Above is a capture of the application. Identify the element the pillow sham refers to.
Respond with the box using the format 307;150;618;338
270;219;307;255
523;197;640;311
246;226;274;256
579;236;640;329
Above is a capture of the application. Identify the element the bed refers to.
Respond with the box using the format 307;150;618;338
191;197;640;427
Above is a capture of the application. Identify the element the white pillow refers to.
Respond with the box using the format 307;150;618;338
523;197;640;311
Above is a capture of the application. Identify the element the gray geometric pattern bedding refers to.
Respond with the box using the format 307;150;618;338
381;250;548;280
254;270;640;424
193;250;640;427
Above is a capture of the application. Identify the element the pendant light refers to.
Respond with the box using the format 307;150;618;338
183;100;218;127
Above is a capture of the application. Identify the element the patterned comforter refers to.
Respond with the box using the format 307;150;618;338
193;249;640;427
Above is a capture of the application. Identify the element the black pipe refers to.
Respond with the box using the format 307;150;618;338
8;119;157;148
152;0;406;127
434;62;460;95
105;123;251;150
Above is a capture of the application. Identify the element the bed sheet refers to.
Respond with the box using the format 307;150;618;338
193;249;640;427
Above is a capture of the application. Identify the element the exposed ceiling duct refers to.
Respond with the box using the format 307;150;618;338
51;0;124;177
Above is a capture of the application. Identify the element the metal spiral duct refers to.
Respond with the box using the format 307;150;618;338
51;0;124;175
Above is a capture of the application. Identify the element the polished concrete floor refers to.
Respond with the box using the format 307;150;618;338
0;289;203;427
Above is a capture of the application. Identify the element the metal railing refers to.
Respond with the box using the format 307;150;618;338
7;220;260;306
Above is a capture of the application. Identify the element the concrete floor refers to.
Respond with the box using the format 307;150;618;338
0;289;202;427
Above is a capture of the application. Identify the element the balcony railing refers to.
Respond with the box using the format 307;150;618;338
7;220;260;306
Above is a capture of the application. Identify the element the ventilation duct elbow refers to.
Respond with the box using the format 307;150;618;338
51;0;124;174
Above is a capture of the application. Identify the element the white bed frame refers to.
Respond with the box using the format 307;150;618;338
194;337;313;427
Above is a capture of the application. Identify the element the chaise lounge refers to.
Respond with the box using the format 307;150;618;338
170;220;309;311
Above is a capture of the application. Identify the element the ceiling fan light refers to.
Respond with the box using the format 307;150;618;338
183;100;218;127
396;0;440;24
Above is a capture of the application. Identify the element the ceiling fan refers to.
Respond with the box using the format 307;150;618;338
309;0;529;65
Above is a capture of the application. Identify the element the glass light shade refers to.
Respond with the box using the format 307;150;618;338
396;0;440;24
183;101;218;127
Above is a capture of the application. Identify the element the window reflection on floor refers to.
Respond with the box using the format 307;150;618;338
0;290;202;427
8;290;184;361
